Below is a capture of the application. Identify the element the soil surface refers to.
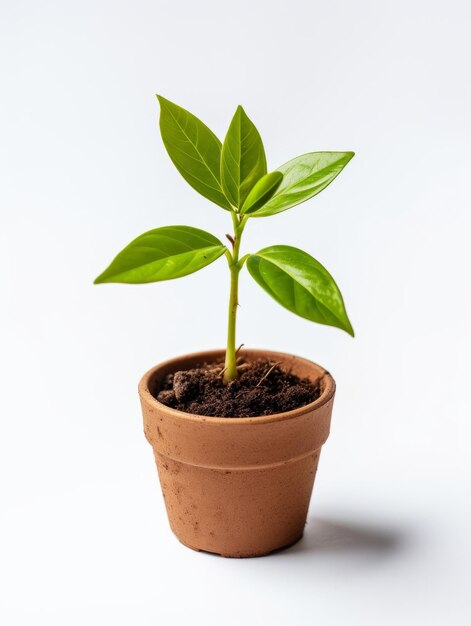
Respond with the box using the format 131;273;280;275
154;359;322;418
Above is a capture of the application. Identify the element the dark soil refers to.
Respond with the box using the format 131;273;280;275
154;359;322;418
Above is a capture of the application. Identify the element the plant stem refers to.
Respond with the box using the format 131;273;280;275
224;213;247;382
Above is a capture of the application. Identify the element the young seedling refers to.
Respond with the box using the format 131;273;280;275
95;96;354;382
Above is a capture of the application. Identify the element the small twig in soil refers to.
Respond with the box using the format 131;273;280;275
236;362;251;372
235;343;244;355
256;361;282;387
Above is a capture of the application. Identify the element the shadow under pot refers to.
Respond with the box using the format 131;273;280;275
139;348;335;558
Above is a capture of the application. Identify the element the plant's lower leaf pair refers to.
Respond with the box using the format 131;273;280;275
95;226;353;336
158;96;353;218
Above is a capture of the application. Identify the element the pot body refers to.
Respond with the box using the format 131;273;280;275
139;349;335;557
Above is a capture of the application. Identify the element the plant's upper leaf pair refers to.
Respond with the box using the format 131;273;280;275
158;96;271;212
158;96;354;217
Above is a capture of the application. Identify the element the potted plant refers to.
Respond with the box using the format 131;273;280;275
95;96;354;557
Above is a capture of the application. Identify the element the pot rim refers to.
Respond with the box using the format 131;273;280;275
138;348;336;425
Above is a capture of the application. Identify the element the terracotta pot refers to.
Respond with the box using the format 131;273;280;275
139;349;335;558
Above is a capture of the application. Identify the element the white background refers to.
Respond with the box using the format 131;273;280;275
1;0;470;624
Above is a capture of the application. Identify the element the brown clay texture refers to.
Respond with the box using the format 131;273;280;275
139;349;335;558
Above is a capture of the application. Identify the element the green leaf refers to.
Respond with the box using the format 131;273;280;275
157;96;231;210
94;226;226;284
247;245;354;335
248;152;354;217
221;105;267;209
241;171;283;214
